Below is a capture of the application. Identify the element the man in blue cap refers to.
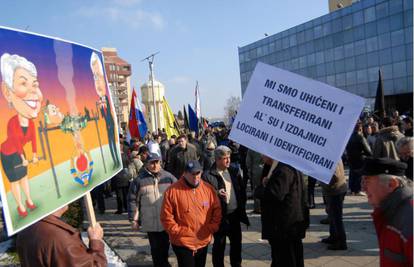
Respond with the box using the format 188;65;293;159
361;157;412;267
128;152;177;267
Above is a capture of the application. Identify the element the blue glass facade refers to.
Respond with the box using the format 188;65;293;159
238;0;413;104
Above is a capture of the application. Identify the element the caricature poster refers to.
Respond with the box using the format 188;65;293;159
0;26;122;235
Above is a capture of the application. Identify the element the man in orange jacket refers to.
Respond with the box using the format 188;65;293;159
161;160;222;267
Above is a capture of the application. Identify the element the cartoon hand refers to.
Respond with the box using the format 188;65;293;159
32;157;39;164
22;159;29;167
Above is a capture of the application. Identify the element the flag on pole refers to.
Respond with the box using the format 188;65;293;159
195;81;201;119
128;89;140;139
188;104;199;134
374;69;385;120
129;88;148;140
162;96;180;139
183;105;190;130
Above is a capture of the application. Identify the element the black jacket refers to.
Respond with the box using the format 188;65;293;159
202;163;249;226
346;132;372;169
261;162;309;240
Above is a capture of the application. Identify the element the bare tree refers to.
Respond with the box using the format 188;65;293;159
224;96;241;124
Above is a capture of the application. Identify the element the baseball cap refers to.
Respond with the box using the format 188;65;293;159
185;160;202;173
146;153;161;162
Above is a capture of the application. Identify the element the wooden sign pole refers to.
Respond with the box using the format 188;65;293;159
83;192;97;227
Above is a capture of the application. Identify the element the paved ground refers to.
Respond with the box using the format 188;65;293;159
97;184;380;267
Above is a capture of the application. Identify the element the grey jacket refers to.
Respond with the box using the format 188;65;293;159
373;126;404;160
128;168;176;232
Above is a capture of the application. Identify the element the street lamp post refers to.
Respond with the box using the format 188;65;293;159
142;52;160;134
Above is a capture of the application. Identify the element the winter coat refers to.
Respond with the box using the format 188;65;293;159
202;163;250;226
161;178;222;251
17;215;107;267
113;152;131;188
166;144;198;178
128;168;176;232
201;149;215;171
246;149;264;186
128;158;143;180
372;184;413;267
373;126;404;160
159;139;170;162
346;132;372;169
322;160;348;196
261;162;309;240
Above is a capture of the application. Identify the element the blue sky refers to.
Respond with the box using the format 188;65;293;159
0;0;329;118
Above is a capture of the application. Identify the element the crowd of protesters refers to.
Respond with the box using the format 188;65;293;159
13;109;413;267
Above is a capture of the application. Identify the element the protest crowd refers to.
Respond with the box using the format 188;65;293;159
13;108;412;267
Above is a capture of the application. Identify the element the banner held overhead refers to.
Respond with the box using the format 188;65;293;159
229;62;364;183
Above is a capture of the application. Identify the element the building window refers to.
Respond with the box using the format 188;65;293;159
365;22;378;38
366;51;379;67
368;67;378;82
378;32;391;49
406;44;413;59
377;17;390;34
366;36;378;52
389;0;404;15
381;63;393;79
355;54;368;69
405;10;413;27
354;39;367;55
357;69;368;83
323;22;332;36
343;14;353;30
335;59;346;73
364;6;376;23
289;35;297;46
344;43;354;57
324;48;334;62
315;51;324;64
314;25;323;38
393;61;407;78
346;71;357;86
379;48;393;65
353;25;365;40
391;29;405;46
376;2;389;18
390;13;404;31
353;10;364;26
345;57;356;71
334;46;344;60
392;45;406;62
326;61;335;75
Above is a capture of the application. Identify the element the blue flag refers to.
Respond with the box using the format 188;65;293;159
188;104;199;134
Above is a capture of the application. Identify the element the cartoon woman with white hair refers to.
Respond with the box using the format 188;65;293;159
0;53;43;218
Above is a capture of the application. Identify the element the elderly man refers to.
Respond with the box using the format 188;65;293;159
90;52;119;168
161;160;221;267
397;137;413;180
128;153;176;267
361;157;413;267
203;145;249;267
166;134;198;178
17;205;107;267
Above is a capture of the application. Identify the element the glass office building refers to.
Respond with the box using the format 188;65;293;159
238;0;413;111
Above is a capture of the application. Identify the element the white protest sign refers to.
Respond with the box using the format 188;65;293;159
229;62;364;183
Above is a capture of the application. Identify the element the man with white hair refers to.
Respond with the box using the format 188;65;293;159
361;157;413;266
203;145;249;267
90;52;119;168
